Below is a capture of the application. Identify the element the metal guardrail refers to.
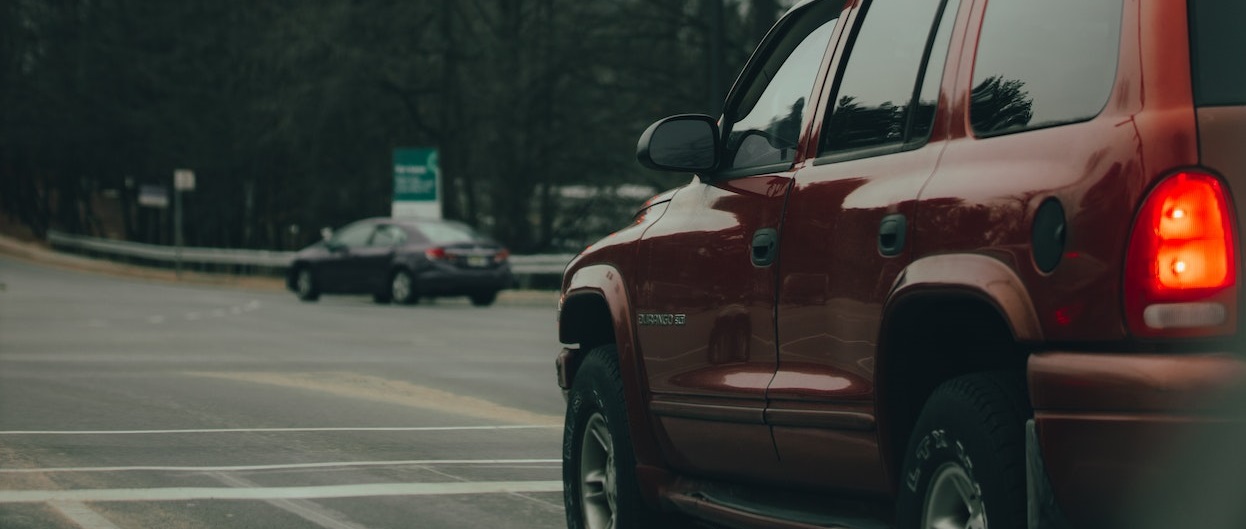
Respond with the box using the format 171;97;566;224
45;230;574;276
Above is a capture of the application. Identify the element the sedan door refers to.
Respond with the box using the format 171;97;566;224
318;221;377;293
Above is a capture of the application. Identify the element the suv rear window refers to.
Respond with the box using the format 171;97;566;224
969;0;1123;136
1189;0;1246;106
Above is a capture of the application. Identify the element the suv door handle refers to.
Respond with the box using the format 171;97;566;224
751;228;778;267
878;214;907;256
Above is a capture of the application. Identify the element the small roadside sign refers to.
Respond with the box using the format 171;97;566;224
138;185;169;208
174;169;196;191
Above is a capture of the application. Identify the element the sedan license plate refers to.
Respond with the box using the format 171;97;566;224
467;255;488;268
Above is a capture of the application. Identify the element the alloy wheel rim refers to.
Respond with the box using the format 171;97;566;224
923;462;987;529
392;272;411;301
297;270;312;296
580;412;617;529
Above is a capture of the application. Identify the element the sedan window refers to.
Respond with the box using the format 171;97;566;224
331;222;375;247
417;221;485;245
370;225;406;247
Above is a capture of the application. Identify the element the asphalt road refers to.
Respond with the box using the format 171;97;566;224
0;257;569;529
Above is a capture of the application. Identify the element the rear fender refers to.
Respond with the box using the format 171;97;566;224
887;253;1042;342
876;253;1039;489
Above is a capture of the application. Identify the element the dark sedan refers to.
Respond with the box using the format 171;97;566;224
287;217;512;306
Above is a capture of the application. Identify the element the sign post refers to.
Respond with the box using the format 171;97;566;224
173;169;195;276
392;148;441;219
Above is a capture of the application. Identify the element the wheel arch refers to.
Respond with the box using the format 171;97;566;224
559;264;668;486
287;260;312;290
875;253;1038;493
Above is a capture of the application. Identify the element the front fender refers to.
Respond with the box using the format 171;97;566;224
560;264;672;498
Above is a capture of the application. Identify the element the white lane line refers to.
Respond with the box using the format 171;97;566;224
212;473;369;529
0;459;561;473
48;501;124;529
0;481;564;503
0;425;560;435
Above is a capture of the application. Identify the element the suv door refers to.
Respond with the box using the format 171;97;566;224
768;0;963;493
632;1;844;481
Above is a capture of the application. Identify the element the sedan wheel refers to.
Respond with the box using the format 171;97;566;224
391;270;418;305
295;268;319;302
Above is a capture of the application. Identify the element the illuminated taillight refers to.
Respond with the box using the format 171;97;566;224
1125;171;1238;337
425;247;446;260
494;249;510;263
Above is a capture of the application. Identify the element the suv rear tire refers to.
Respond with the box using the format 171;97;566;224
896;372;1029;529
563;346;667;529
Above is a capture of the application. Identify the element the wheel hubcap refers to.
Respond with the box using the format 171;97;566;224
923;462;987;529
297;270;312;295
580;413;617;529
392;272;411;301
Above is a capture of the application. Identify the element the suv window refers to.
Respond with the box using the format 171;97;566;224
970;0;1123;136
821;0;959;156
722;3;840;174
1189;0;1246;106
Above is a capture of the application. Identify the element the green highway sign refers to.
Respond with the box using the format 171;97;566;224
393;148;438;201
393;148;441;218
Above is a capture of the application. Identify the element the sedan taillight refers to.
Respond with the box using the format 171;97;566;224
494;249;510;263
425;247;447;260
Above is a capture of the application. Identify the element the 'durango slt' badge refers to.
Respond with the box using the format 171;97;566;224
637;313;686;326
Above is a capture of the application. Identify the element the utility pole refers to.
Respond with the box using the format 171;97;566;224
173;169;195;277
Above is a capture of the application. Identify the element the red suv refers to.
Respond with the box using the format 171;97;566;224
556;0;1244;528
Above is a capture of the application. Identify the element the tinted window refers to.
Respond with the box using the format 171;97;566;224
417;222;484;245
821;0;954;154
332;222;374;247
722;4;840;173
370;225;405;247
909;0;959;140
970;0;1122;136
1189;0;1246;106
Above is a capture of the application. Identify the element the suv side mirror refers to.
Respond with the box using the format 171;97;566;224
636;114;720;173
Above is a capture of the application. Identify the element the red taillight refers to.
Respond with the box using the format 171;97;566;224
494;249;510;263
425;247;446;260
1125;171;1238;337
